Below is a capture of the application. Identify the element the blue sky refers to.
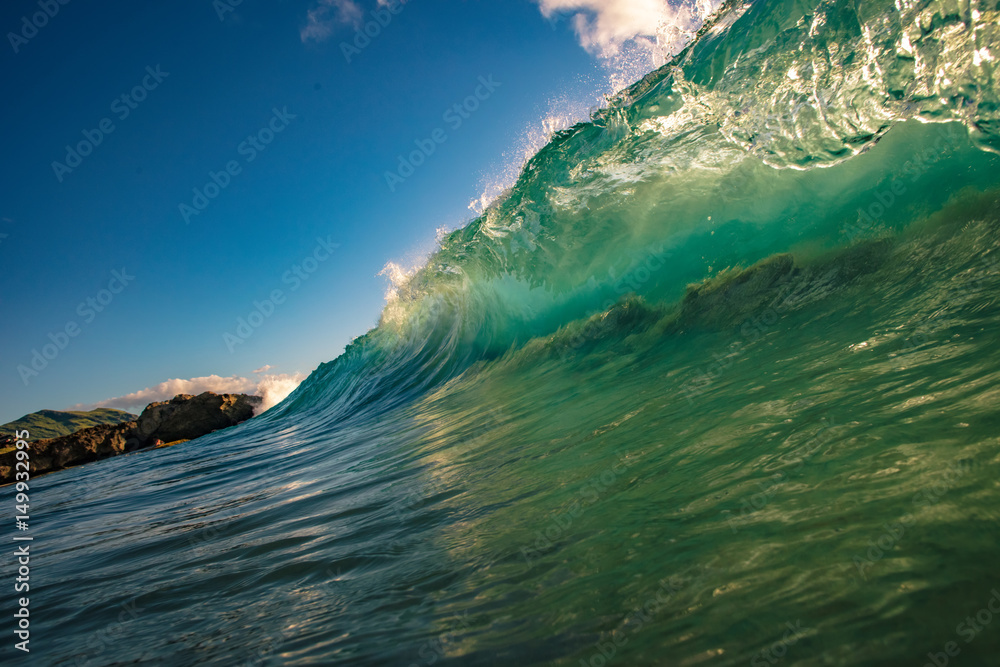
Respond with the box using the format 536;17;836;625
0;0;686;423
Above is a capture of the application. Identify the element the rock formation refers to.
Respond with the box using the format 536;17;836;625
0;392;261;484
131;392;261;451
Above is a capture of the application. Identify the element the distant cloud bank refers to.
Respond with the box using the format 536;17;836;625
75;371;307;415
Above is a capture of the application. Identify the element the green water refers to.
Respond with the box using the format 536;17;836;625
390;184;1000;666
20;0;1000;663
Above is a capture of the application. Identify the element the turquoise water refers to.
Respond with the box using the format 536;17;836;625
16;0;1000;664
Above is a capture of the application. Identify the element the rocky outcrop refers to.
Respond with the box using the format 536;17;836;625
0;392;261;484
131;392;261;451
15;423;135;476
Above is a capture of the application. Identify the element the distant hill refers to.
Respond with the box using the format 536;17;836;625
1;408;138;441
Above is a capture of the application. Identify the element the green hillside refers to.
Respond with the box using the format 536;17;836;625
1;408;137;441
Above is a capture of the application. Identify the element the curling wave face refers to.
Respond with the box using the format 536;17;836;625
271;0;1000;425
27;0;1000;665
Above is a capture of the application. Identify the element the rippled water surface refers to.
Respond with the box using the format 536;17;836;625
17;0;1000;663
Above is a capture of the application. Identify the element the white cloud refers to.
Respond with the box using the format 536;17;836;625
540;0;668;55
75;372;307;416
301;0;363;43
537;0;719;57
253;364;272;374
536;0;719;90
